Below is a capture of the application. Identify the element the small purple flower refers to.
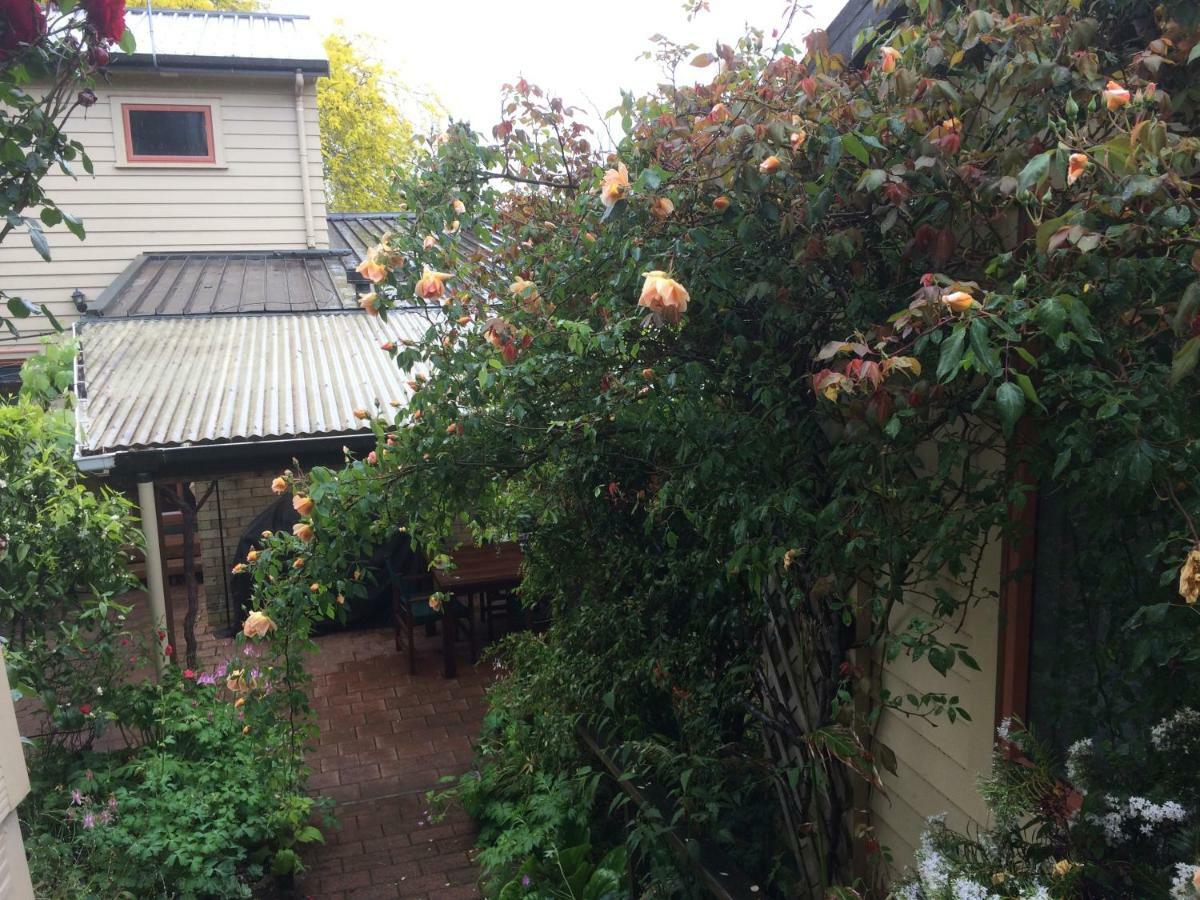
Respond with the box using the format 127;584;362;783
70;789;84;806
215;661;229;678
82;812;96;829
197;671;217;686
521;875;531;888
107;795;117;812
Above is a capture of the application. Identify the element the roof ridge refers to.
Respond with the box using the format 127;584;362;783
125;8;310;20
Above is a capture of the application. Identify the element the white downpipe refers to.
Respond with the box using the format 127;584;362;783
294;71;316;249
136;480;169;677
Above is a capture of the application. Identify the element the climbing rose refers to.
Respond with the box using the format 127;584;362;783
599;162;630;209
82;0;125;43
759;155;782;174
242;611;276;639
0;0;46;58
713;196;731;212
271;476;287;494
292;495;314;517
1067;152;1088;185
1102;80;1130;110
638;272;690;324
879;46;900;73
415;267;452;301
942;290;975;313
356;256;387;283
292;522;315;542
422;233;437;249
452;199;465;214
359;292;379;315
1179;547;1200;604
650;197;674;219
790;129;807;150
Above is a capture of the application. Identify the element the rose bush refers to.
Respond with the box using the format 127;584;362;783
267;0;1200;894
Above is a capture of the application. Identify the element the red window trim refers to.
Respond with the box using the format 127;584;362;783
121;103;216;164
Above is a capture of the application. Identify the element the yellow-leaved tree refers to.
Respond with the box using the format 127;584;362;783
318;32;426;212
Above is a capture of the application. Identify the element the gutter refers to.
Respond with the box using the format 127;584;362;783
294;71;317;249
74;432;378;480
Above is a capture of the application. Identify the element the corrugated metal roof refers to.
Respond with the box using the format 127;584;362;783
115;9;328;75
74;311;434;455
91;251;356;318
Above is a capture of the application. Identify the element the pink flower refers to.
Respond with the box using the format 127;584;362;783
79;704;92;715
183;668;196;680
367;451;378;465
70;789;84;806
82;812;96;829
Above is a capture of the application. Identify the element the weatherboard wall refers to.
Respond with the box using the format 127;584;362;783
0;71;327;361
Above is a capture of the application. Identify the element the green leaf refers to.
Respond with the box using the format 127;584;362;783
995;381;1025;435
6;297;31;318
119;29;137;54
842;132;870;165
968;318;998;376
27;225;50;261
1017;150;1053;191
1170;337;1200;387
1173;281;1200;337
1015;372;1042;410
936;327;966;381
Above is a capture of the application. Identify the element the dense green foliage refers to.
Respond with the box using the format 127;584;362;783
2;402;328;896
260;0;1200;894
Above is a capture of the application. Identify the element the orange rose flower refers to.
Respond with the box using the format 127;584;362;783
1102;80;1130;110
942;290;976;313
759;155;782;175
422;234;437;250
1067;152;1088;186
713;195;731;212
452;199;466;214
415;267;453;301
790;129;808;150
292;495;314;517
270;476;287;494
356;257;387;283
246;549;259;562
293;522;315;542
638;271;691;324
880;46;901;74
359;292;380;316
242;610;276;639
650;197;675;219
600;162;630;209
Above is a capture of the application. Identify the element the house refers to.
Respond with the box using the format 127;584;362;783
0;11;431;647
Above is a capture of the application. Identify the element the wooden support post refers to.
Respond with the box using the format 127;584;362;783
137;479;170;676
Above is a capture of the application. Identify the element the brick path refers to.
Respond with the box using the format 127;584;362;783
138;586;491;899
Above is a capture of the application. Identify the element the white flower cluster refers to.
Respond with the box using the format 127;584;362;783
1065;737;1093;790
1169;862;1200;899
1152;708;1200;754
1091;794;1188;843
996;717;1014;742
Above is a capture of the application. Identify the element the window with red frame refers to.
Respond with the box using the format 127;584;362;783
122;103;214;163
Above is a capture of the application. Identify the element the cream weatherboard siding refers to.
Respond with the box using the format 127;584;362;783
0;70;328;362
870;535;1003;872
0;655;34;899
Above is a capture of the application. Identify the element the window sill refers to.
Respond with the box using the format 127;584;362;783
113;161;228;170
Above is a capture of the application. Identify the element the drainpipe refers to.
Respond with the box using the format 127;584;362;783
136;479;169;676
294;70;316;249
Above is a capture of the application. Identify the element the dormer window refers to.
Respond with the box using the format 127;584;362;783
119;102;218;165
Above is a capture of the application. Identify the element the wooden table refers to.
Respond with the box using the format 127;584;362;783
432;542;523;677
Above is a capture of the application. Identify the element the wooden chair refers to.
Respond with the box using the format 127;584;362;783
390;569;473;675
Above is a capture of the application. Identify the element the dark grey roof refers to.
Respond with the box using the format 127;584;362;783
825;0;903;62
327;212;407;275
90;251;356;319
114;10;329;76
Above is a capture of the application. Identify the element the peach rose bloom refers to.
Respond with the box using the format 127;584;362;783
292;495;314;517
600;162;630;209
1102;80;1130;110
357;257;387;283
271;476;287;494
415;267;453;301
293;522;315;542
242;611;276;640
759;155;782;175
423;234;437;250
880;46;901;74
353;408;370;420
638;271;691;324
452;199;466;214
651;197;675;219
359;292;380;316
1179;547;1200;604
445;219;461;234
713;196;731;212
942;290;975;313
226;670;248;692
790;129;808;150
1067;153;1088;185
246;549;259;562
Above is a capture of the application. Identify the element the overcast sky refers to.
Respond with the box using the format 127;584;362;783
280;0;846;141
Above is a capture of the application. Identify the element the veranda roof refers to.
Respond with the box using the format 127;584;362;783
73;309;435;469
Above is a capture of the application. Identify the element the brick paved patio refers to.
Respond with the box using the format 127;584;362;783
156;587;491;899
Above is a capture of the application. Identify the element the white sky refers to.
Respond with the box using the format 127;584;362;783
280;0;846;141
